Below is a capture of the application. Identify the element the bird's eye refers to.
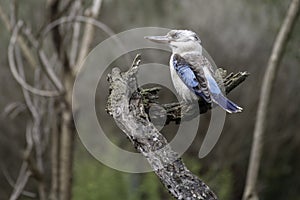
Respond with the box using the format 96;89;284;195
172;33;179;39
193;35;199;41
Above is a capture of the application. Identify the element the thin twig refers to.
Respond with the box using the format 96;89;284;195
2;102;27;119
15;45;39;120
38;50;65;92
0;3;11;30
69;0;83;67
9;0;17;26
9;163;32;200
242;0;300;199
1;165;36;198
20;26;65;93
16;43;47;200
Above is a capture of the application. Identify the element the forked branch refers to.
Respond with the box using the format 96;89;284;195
106;55;248;200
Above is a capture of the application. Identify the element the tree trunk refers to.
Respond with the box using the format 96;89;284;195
59;72;75;200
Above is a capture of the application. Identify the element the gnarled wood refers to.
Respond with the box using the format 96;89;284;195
106;55;248;200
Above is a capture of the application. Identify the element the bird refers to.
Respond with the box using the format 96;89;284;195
145;30;242;113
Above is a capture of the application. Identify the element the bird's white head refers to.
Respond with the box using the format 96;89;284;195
145;30;202;55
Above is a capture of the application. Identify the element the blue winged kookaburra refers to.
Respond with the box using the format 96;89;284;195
145;30;242;113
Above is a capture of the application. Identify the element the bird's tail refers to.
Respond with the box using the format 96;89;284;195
212;93;243;113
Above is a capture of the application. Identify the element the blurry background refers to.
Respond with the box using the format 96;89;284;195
0;0;299;199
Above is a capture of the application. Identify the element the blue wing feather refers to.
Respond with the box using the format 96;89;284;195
173;54;211;102
173;53;243;113
203;66;243;113
203;67;221;94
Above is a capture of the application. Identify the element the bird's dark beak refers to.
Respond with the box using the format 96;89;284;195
144;35;170;43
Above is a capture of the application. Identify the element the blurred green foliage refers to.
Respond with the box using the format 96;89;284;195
73;149;235;200
73;143;164;200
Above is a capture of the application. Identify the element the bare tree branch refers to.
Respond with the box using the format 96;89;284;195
70;0;83;67
9;123;34;200
15;45;39;120
106;55;247;200
15;44;47;200
49;111;60;200
41;3;114;200
76;0;102;72
38;50;65;92
0;3;11;30
8;21;63;97
9;163;32;200
242;0;300;199
20;27;66;93
0;3;37;69
2;102;27;119
9;0;17;26
4;2;134;200
45;4;75;200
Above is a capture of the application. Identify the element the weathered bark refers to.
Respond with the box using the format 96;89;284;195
106;55;248;200
242;0;300;200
